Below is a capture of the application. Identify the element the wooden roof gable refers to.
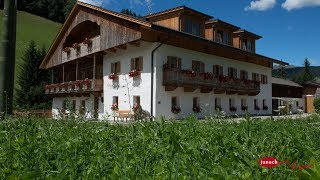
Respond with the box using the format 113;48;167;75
40;1;151;69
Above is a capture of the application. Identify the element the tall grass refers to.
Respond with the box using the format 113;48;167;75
0;115;320;179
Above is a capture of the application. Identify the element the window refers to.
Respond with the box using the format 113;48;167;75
240;70;248;80
254;99;260;110
223;32;230;44
111;61;121;74
261;75;268;84
192;61;205;73
171;96;179;107
72;100;76;111
241;99;247;111
247;40;252;52
216;30;223;42
62;100;67;109
113;96;118;105
229;98;236;112
131;57;143;71
193;97;199;108
228;67;237;79
185;18;201;36
296;101;299;107
80;100;86;115
263;99;268;110
133;96;140;106
242;39;247;50
214;98;222;110
167;56;181;69
213;65;223;76
252;73;260;82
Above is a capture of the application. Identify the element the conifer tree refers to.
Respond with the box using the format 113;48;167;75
302;58;314;84
15;41;51;110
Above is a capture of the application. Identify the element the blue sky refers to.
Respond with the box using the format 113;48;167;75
80;0;320;66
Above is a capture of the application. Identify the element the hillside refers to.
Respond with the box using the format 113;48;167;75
273;66;320;79
0;10;61;87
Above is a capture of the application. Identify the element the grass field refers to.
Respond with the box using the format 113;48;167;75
1;115;320;179
0;10;61;87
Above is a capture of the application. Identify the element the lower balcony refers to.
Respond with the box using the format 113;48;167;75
45;79;103;97
163;69;260;96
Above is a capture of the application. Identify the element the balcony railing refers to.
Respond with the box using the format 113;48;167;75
45;79;103;95
163;69;260;96
62;36;101;63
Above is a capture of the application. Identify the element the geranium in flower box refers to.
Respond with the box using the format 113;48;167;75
83;38;92;45
192;106;202;113
219;75;228;83
203;72;214;80
59;83;66;92
111;104;118;111
74;80;81;91
72;43;80;49
63;47;71;53
244;79;252;85
45;85;50;93
241;106;248;111
132;103;141;112
230;106;237;112
129;69;140;78
67;81;73;91
82;78;91;90
171;106;181;114
263;106;268;110
109;73;118;80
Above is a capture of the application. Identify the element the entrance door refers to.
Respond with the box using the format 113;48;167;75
94;97;99;119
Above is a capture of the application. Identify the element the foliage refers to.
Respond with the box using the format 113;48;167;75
302;58;315;84
314;98;320;114
0;10;61;89
120;9;142;18
15;41;51;110
1;116;320;178
274;65;288;79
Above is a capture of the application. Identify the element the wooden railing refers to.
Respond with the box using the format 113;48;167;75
45;79;103;95
61;36;101;63
163;69;260;96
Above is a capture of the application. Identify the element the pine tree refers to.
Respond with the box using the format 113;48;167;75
302;58;314;84
278;66;287;79
15;41;51;110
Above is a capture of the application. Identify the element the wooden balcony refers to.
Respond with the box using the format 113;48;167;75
61;36;101;64
45;79;103;97
163;69;260;96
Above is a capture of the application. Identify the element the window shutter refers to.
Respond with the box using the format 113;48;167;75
200;62;205;73
130;58;134;70
138;57;143;71
116;62;121;74
177;58;182;69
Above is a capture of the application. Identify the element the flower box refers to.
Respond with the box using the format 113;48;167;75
255;106;260;111
129;69;140;78
230;106;237;112
109;73;118;80
215;106;222;111
193;106;202;113
59;83;66;92
132;103;141;112
83;38;92;45
63;47;71;53
203;72;214;80
74;80;81;91
72;43;80;49
241;106;248;111
171;106;181;114
81;78;91;90
263;106;268;110
182;69;196;77
111;104;118;111
67;81;73;92
219;75;228;83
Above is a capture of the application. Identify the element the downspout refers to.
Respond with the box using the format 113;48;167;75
151;43;163;119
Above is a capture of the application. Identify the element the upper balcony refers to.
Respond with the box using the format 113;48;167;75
163;68;260;96
61;36;101;64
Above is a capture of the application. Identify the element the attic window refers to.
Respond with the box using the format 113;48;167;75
63;21;100;48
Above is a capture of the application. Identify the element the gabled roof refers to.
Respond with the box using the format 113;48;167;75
206;19;240;31
40;1;151;68
145;6;213;19
234;29;262;39
272;77;302;87
305;81;320;87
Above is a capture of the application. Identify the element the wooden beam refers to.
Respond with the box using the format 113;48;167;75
165;86;177;91
184;87;196;92
129;41;140;47
117;44;127;50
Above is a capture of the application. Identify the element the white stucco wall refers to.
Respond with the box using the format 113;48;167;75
153;44;273;119
52;94;104;119
272;97;305;114
103;42;158;118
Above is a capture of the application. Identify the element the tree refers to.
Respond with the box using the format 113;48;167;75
277;66;287;79
15;41;51;110
120;9;142;18
302;58;314;84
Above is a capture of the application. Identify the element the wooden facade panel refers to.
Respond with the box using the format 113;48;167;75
153;17;180;31
205;28;213;40
45;7;141;69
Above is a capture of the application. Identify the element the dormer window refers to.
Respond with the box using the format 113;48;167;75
242;39;253;52
215;30;230;44
185;17;201;36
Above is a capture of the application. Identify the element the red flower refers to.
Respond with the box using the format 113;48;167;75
192;106;202;113
219;75;227;83
82;78;90;86
109;73;117;80
111;104;118;111
63;47;71;52
203;72;214;80
129;69;140;78
171;106;181;114
83;38;92;45
72;43;80;49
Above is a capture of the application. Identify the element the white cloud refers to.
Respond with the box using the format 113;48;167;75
282;0;320;11
245;0;277;11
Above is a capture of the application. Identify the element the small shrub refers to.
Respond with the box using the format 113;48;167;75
314;98;320;114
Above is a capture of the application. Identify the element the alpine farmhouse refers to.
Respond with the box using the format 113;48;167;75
40;1;289;120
